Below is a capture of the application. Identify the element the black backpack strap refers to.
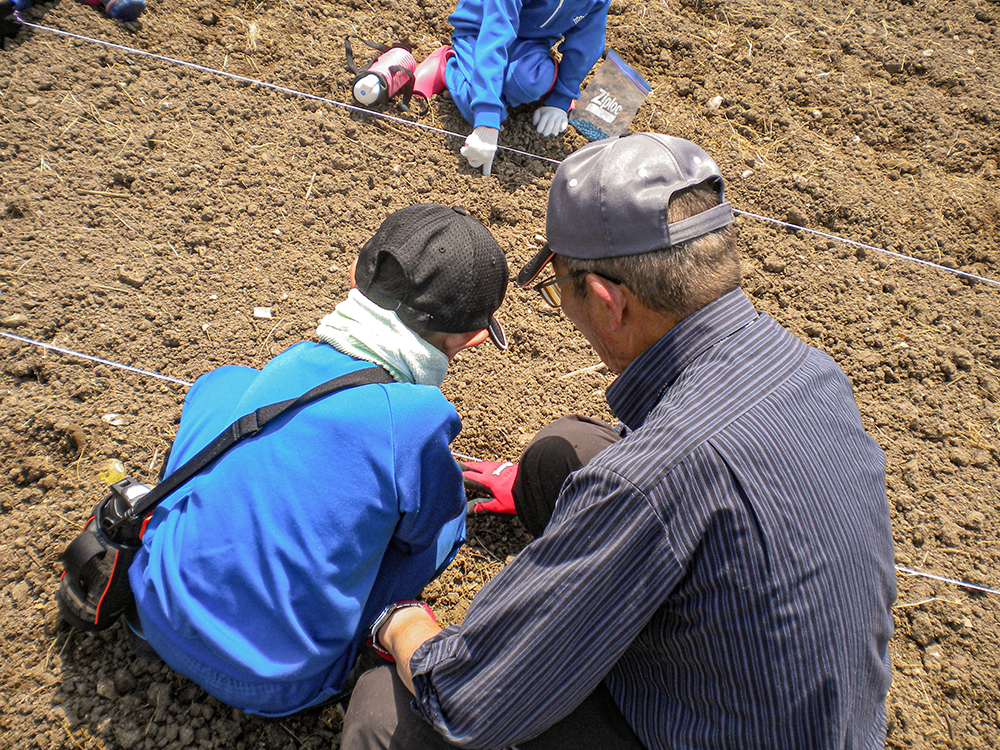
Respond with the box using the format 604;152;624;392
126;366;394;521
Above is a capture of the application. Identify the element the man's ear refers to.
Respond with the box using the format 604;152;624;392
586;273;627;329
349;258;359;289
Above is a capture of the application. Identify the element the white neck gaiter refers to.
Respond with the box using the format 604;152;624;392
316;289;449;387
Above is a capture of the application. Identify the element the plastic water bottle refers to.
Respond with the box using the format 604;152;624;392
351;46;417;107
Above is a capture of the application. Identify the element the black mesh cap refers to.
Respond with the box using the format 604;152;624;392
355;205;509;348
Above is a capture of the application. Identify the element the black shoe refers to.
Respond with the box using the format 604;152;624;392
122;605;157;656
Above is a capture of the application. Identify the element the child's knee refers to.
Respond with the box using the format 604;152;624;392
503;51;557;108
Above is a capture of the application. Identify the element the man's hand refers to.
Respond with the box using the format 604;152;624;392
377;603;441;694
532;106;568;137
461;459;518;515
460;126;499;176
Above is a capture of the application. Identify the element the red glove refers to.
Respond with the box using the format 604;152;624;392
461;459;518;514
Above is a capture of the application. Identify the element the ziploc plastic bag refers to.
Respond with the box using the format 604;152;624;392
569;49;652;141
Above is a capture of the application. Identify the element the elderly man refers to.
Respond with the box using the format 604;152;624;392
342;134;896;750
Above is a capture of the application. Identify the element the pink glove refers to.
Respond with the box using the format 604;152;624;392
461;459;518;514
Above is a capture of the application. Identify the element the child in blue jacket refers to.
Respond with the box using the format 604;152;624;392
128;205;509;717
414;0;611;175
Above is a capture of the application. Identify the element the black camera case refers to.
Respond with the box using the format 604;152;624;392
57;477;149;632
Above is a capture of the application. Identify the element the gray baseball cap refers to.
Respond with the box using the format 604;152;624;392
517;133;734;287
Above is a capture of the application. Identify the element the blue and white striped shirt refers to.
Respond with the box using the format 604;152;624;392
411;288;896;749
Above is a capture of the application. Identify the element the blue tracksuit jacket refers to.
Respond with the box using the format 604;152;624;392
448;0;611;129
129;342;466;716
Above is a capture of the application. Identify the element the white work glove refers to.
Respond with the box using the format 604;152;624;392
532;106;568;137
461;126;499;176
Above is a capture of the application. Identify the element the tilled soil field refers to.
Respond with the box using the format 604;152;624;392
2;0;1000;747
